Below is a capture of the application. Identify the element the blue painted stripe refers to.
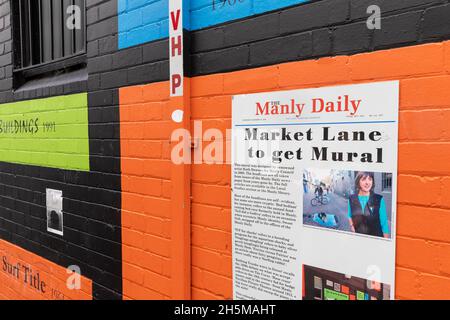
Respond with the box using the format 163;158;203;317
190;0;254;31
118;0;310;49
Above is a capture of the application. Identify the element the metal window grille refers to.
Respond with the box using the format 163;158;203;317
12;0;86;73
382;173;392;191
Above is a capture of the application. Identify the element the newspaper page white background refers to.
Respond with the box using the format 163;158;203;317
232;81;399;300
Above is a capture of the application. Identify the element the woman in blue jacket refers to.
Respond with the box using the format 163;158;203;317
347;172;390;238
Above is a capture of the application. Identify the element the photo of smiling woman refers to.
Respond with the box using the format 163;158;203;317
348;172;390;239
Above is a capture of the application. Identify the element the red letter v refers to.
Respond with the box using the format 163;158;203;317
170;9;181;30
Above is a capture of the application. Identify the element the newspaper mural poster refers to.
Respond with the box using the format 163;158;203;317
232;81;399;300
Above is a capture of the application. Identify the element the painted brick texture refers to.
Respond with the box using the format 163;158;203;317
0;0;123;300
190;0;450;76
186;40;450;300
120;82;174;300
114;39;450;300
118;0;311;48
0;240;92;300
0;0;449;301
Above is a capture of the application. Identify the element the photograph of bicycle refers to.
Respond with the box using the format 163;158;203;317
302;169;393;239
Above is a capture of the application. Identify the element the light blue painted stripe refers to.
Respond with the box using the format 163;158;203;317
190;0;309;30
253;0;309;14
118;0;310;49
118;0;127;14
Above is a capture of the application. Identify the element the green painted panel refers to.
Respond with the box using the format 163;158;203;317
357;290;365;300
324;288;349;300
0;93;90;171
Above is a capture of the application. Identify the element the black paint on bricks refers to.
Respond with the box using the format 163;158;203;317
0;0;123;300
188;0;450;77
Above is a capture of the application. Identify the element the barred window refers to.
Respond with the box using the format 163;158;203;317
12;0;86;82
382;173;392;191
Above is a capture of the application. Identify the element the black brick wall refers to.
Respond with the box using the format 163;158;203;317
0;0;123;300
189;0;450;76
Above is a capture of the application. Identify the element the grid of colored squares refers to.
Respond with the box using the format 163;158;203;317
313;275;383;300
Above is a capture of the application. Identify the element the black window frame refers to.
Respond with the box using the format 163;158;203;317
11;0;87;85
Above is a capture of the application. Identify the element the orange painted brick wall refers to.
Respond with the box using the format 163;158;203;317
119;40;450;300
0;240;92;300
120;82;174;300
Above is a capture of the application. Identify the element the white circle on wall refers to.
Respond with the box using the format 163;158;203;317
171;109;184;123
